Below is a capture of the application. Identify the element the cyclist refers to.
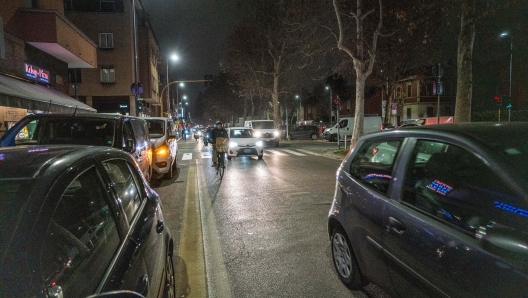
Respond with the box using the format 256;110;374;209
211;121;228;167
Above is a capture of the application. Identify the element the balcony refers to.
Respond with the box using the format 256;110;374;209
6;9;97;68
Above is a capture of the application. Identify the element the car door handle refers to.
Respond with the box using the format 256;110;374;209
156;220;164;233
137;274;149;296
387;217;406;234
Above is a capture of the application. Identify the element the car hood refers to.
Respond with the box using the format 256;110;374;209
231;137;260;146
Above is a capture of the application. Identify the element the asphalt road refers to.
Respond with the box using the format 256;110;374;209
153;137;391;298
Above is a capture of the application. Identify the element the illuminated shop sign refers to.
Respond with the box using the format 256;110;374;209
24;63;50;83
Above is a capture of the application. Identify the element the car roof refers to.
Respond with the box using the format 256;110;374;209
0;145;125;179
144;117;171;121
22;113;142;120
229;127;251;129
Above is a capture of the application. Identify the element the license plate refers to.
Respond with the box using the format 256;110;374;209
244;149;252;153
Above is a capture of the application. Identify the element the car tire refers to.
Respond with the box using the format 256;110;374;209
258;155;263;160
331;134;338;142
311;133;318;140
227;156;232;160
163;254;176;298
331;227;365;290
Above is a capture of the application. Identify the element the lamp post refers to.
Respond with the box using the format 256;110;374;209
176;82;184;118
500;32;513;122
159;54;179;117
295;94;302;124
325;86;332;125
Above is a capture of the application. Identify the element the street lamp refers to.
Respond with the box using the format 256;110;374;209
295;94;302;124
325;86;332;125
176;82;185;118
160;53;179;117
500;31;513;122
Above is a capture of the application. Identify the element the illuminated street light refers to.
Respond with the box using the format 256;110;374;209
170;54;179;61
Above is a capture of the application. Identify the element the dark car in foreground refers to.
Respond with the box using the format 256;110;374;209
0;146;174;298
328;122;528;298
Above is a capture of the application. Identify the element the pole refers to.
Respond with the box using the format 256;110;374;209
176;86;179;119
437;75;441;124
337;99;340;149
508;37;513;122
329;89;333;126
299;97;302;124
286;104;289;140
165;60;169;117
132;0;139;116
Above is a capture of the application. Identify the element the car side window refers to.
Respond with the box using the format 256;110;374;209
123;120;135;148
402;140;527;234
14;119;40;145
102;159;143;223
349;139;403;196
339;120;348;128
40;167;120;297
131;119;147;147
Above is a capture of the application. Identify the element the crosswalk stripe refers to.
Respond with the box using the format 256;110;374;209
296;149;320;156
280;149;307;156
266;149;287;156
182;153;193;160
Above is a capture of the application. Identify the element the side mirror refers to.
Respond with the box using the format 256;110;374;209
124;139;135;153
480;228;528;259
86;290;145;298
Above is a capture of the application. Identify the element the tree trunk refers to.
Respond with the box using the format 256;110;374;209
272;72;280;127
250;91;255;118
384;87;391;124
455;0;475;123
352;75;366;146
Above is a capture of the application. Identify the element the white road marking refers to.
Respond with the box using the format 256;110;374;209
281;149;307;156
266;149;287;156
296;149;320;156
182;153;193;160
201;152;212;159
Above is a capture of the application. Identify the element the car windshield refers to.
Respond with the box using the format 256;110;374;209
146;120;165;138
252;122;274;129
0;179;33;263
230;129;254;138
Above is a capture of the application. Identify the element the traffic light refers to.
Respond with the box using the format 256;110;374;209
332;98;340;110
288;109;293;116
494;95;501;105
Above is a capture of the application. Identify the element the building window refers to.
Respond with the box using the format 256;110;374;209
407;84;412;98
395;87;401;99
99;33;114;49
427;82;434;96
407;108;411;119
100;0;115;12
68;69;82;84
426;106;434;117
63;0;73;11
100;67;115;83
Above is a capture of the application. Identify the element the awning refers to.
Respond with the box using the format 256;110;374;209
0;74;96;113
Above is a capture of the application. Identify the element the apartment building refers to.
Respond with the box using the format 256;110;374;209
65;0;161;116
0;0;97;135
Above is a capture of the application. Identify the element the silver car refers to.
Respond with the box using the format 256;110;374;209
145;117;178;179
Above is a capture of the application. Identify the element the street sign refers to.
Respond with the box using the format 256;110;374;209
506;103;512;109
391;103;398;110
130;82;143;95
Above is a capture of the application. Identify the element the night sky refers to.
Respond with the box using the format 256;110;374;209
142;0;239;100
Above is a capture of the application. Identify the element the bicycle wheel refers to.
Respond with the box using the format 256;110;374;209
218;153;225;179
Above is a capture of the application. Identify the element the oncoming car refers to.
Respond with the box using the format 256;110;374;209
226;127;264;160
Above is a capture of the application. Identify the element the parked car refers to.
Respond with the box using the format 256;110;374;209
145;117;178;180
380;122;395;130
226;127;264;160
0;146;174;298
323;116;382;142
288;125;320;140
399;119;418;126
328;122;528;298
0;114;153;181
244;120;280;147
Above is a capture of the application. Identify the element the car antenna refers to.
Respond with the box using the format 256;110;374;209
73;105;78;116
46;100;52;113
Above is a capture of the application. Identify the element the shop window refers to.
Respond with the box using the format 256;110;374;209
100;0;115;12
99;33;114;49
101;66;115;83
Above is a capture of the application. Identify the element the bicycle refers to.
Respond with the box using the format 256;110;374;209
215;150;226;179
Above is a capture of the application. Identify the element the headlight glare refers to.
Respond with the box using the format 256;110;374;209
254;131;261;138
256;141;263;147
274;131;279;137
229;142;238;148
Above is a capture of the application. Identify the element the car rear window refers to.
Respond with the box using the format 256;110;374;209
0;179;33;263
40;118;116;146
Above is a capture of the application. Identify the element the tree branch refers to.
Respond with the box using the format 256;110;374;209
333;0;359;63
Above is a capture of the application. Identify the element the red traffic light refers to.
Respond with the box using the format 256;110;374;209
333;99;339;105
494;95;500;103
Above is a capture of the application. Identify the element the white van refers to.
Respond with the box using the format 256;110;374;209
244;120;280;147
322;116;382;142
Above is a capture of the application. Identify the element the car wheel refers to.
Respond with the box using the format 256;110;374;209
311;133;318;140
227;156;232;160
331;227;364;290
164;254;176;298
331;134;338;142
258;155;263;160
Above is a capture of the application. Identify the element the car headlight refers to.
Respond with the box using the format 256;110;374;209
274;131;279;137
229;142;238;148
254;131;261;138
256;141;263;147
155;145;169;156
